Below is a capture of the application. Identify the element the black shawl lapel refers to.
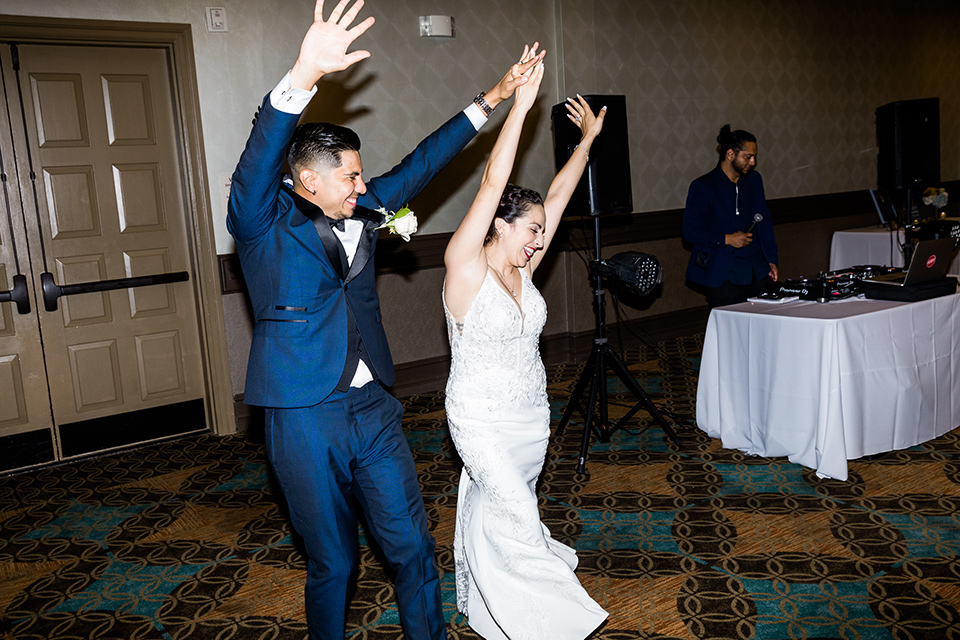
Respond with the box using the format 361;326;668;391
288;188;348;279
345;207;386;284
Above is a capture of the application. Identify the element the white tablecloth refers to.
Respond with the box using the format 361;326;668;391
829;223;960;271
829;226;905;270
696;294;960;480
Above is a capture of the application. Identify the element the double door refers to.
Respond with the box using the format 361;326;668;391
0;41;208;472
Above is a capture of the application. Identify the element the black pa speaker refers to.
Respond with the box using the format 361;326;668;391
876;97;940;190
551;94;632;216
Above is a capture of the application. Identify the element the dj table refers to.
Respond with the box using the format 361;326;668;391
696;293;960;480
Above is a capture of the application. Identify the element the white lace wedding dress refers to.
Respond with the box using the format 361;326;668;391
443;270;608;640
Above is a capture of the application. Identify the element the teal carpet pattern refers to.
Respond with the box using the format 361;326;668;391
2;334;959;639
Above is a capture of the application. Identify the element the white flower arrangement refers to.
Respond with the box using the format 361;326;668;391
922;187;949;210
376;205;418;242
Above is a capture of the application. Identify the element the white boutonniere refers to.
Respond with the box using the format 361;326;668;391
376;205;418;242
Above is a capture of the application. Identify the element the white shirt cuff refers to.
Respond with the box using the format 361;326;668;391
464;102;488;131
269;71;317;114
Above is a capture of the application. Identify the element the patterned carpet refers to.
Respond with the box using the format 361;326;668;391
2;334;960;639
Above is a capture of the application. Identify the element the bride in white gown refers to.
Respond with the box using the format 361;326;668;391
442;43;608;640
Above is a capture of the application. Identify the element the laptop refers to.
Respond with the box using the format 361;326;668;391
863;238;955;286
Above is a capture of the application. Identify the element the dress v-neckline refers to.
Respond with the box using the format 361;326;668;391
487;268;526;332
488;267;524;309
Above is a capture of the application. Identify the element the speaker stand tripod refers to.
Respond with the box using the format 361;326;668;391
556;217;681;474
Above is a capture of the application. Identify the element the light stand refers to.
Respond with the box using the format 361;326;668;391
556;215;681;474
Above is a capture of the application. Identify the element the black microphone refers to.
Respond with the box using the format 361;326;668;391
745;212;763;234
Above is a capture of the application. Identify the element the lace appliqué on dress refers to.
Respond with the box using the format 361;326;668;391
442;270;607;640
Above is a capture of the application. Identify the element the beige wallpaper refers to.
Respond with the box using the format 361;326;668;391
2;0;955;246
335;0;560;237
560;0;960;211
0;0;562;251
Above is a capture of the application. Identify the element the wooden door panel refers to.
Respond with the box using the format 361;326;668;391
125;248;177;317
56;254;111;326
42;165;101;239
0;19;230;472
0;266;15;339
114;163;165;231
0;353;28;427
102;74;155;145
0;268;53;440
66;339;123;411
0;265;29;428
135;331;186;399
29;72;88;147
17;43;205;430
0;48;55;457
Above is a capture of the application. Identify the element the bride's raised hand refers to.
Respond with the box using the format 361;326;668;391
566;94;606;141
519;42;540;64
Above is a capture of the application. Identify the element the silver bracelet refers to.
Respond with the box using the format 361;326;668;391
574;143;589;161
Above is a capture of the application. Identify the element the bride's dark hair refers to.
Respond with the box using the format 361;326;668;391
484;183;544;245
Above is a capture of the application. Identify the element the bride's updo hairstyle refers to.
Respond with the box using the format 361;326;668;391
484;183;544;245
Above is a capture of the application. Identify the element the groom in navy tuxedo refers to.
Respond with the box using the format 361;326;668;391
227;1;537;637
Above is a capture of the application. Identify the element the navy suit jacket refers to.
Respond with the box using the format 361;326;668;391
228;94;477;408
682;164;778;288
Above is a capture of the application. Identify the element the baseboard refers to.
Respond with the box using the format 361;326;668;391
390;355;452;399
232;307;710;429
233;401;264;435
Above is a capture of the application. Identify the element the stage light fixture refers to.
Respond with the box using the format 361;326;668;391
590;251;662;296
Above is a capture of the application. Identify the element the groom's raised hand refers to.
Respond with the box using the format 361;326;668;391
291;0;376;90
481;43;546;111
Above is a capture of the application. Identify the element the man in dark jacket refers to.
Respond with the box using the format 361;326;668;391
683;124;779;307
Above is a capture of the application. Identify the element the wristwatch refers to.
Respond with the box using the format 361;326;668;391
473;92;494;117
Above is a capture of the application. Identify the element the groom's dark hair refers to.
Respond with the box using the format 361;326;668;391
484;183;544;245
288;122;362;174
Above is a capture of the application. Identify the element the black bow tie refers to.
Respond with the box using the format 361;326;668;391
328;217;346;232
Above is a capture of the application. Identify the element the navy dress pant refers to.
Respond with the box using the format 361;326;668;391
265;382;445;639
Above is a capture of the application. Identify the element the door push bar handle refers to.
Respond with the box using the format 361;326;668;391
40;270;189;312
0;274;31;314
